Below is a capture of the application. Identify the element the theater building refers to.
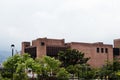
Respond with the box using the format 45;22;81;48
21;37;114;68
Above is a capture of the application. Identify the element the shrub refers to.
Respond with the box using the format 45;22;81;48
56;68;69;80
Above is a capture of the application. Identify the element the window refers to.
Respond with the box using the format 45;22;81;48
25;45;29;47
105;48;108;53
41;42;45;46
101;48;104;53
97;48;99;53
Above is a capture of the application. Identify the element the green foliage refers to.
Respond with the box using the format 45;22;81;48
36;56;61;77
34;56;69;80
2;51;94;79
70;64;95;79
0;74;11;80
0;78;11;80
0;74;3;80
115;71;120;79
95;58;120;79
13;73;28;80
58;49;90;67
84;68;97;79
44;56;61;74
2;53;41;79
44;56;61;70
56;68;70;80
113;58;120;71
58;49;91;79
66;65;75;74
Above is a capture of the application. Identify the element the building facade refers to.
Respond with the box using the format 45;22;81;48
22;38;67;59
22;37;115;68
66;42;113;68
113;39;120;58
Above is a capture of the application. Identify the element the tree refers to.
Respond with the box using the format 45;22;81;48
36;56;70;80
2;53;41;80
58;49;90;79
56;68;69;80
113;58;120;71
97;58;120;79
58;49;90;67
36;56;61;76
2;53;70;80
43;56;61;76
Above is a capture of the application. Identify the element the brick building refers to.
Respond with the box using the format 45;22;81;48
113;39;120;58
22;37;115;68
66;42;113;68
22;38;67;59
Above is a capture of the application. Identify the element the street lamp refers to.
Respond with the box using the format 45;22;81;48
11;44;15;80
11;44;15;56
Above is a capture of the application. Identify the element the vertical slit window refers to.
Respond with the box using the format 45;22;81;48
101;48;104;53
105;48;108;53
97;48;99;53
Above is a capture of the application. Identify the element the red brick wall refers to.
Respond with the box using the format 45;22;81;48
21;42;30;54
21;37;113;68
69;42;113;68
46;39;64;46
31;38;65;58
114;39;120;48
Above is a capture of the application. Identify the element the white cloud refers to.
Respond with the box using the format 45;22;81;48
0;0;120;51
32;11;57;19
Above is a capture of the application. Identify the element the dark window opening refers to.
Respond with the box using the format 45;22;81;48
101;48;104;53
25;47;36;59
97;48;99;53
105;48;108;53
25;45;29;47
41;42;45;46
113;48;120;56
46;46;67;58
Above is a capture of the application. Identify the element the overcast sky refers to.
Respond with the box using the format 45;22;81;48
0;0;120;52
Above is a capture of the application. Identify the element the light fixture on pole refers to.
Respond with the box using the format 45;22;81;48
11;44;15;56
11;44;15;80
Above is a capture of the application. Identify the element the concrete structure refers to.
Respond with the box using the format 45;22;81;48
22;37;114;68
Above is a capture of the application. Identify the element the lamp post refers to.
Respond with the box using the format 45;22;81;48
11;44;15;56
11;44;15;80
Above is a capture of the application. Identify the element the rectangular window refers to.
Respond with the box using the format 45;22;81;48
105;48;108;53
97;48;99;53
101;48;104;53
41;42;45;46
